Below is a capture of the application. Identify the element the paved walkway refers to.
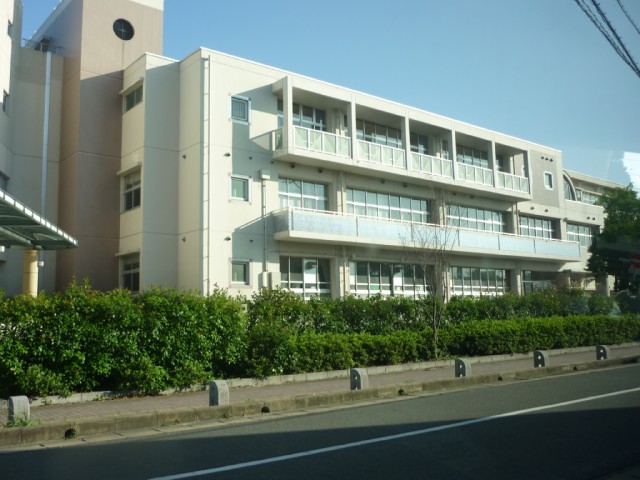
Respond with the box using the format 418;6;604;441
2;344;639;426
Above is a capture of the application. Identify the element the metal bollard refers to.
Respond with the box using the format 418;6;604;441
350;368;369;390
8;396;30;424
596;345;610;360
534;350;549;368
455;358;471;377
209;380;229;406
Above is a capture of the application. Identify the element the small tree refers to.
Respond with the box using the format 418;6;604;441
402;189;458;357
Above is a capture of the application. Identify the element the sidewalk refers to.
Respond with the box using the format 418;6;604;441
1;344;639;448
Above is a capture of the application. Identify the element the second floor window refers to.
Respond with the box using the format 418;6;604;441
346;188;430;223
567;223;594;247
123;171;141;211
447;205;506;233
231;96;250;123
124;85;143;113
279;179;327;210
519;215;556;239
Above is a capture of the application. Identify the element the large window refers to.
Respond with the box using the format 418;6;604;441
410;133;428;154
567;223;594;247
346;189;430;223
121;253;140;292
456;145;489;168
231;96;250;123
356;120;402;149
279;179;327;210
280;257;330;298
519;215;556;239
122;171;141;211
123;85;143;113
447;205;506;232
349;261;430;297
277;100;326;131
450;266;509;296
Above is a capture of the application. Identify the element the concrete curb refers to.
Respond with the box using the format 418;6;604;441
1;353;638;448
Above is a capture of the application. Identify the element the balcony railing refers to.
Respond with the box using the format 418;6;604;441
497;171;529;194
272;208;581;259
411;153;453;178
357;140;406;169
274;126;351;158
458;163;494;186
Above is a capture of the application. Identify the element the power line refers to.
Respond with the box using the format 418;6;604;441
574;0;640;78
616;0;640;38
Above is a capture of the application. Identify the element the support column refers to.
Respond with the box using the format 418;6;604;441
22;249;39;297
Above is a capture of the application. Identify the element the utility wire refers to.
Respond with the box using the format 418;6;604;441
574;0;640;78
616;0;640;38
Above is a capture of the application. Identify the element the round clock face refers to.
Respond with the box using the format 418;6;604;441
113;19;134;41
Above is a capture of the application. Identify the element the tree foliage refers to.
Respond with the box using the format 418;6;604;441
587;186;640;291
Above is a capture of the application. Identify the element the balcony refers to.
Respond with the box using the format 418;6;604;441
458;163;494;187
275;126;351;158
357;140;406;169
497;171;529;194
411;153;453;178
272;208;581;261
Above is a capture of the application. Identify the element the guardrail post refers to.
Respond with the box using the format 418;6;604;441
534;350;549;368
209;380;229;406
455;358;471;377
350;368;369;390
8;396;30;424
596;345;610;360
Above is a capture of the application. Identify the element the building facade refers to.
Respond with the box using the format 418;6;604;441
1;0;620;298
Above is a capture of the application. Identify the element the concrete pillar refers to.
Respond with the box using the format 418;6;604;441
350;368;369;390
22;249;39;296
534;350;549;368
8;396;30;424
596;345;610;360
595;275;609;297
209;380;229;406
557;271;571;288
455;358;471;377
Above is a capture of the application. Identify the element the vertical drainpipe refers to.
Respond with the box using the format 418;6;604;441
38;50;53;292
200;55;211;295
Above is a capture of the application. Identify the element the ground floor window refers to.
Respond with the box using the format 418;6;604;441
450;266;509;296
522;270;556;294
349;261;430;297
280;256;330;298
121;253;140;292
231;260;250;285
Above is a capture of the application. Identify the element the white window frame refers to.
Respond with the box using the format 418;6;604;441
543;171;554;190
231;260;250;286
231;95;250;124
230;175;250;201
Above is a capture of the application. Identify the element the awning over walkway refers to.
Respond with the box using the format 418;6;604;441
0;189;77;250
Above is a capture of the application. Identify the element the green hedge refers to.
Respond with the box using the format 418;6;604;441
0;284;636;397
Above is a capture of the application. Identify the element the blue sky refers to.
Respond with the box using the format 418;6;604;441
22;0;640;185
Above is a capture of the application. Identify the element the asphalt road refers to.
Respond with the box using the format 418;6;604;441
1;365;639;480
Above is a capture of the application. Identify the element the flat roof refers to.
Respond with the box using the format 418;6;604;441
0;189;78;250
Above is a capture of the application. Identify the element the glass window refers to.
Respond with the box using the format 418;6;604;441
567;223;594;246
279;178;327;211
231;261;249;285
450;266;509;297
231;96;250;123
563;176;576;201
123;85;143;113
280;256;331;298
346;188;430;223
2;90;9;114
544;171;554;190
122;171;141;211
122;253;140;292
519;215;556;239
231;175;249;201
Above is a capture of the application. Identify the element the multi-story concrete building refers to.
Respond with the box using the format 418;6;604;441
0;0;620;298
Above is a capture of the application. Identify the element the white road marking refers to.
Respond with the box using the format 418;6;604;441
149;386;640;479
